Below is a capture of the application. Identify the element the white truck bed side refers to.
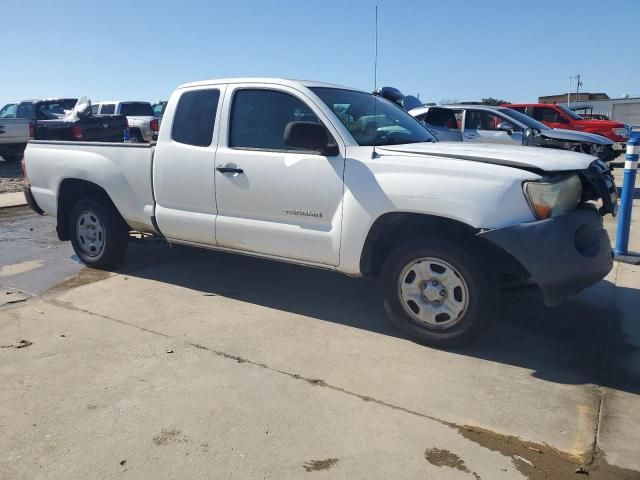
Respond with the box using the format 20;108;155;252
25;141;156;232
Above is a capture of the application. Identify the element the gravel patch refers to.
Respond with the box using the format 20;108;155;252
0;158;24;194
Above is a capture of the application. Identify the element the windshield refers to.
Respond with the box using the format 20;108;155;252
557;105;583;120
310;87;436;146
498;108;550;130
120;102;154;116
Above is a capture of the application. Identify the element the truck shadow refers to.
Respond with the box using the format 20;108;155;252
120;240;640;396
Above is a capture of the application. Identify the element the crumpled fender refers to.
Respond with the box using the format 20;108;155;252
478;205;613;306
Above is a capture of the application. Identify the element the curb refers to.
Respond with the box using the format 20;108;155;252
0;192;27;209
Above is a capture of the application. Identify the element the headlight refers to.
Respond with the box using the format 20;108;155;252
524;174;582;220
613;127;628;138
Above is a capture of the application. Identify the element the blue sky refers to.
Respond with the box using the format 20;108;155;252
1;0;639;107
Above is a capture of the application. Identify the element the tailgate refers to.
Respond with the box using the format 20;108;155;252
0;119;29;144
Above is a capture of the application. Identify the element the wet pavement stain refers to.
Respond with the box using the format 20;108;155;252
152;429;188;446
456;425;640;479
424;448;480;478
302;458;339;472
48;267;114;293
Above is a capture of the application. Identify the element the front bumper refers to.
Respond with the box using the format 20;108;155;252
612;141;626;153
478;205;612;306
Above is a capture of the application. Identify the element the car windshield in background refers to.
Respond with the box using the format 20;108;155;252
310;87;436;146
557;105;583;120
120;103;154;116
498;108;550;130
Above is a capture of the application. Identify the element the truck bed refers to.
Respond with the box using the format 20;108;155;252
25;140;156;233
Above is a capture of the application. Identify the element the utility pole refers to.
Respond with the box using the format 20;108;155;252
568;76;572;106
575;74;582;103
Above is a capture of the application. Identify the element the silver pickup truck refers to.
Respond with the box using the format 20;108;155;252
0;103;31;161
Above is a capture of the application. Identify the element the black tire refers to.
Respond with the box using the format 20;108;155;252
69;196;129;268
380;236;497;348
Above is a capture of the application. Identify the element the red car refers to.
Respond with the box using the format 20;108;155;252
504;103;628;156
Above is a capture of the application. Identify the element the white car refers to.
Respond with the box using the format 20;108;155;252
23;78;617;347
92;101;158;142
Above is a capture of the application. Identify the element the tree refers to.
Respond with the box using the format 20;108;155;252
481;97;509;106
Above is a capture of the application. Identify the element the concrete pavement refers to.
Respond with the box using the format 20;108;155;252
1;194;640;478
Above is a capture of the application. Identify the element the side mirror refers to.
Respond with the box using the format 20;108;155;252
284;121;338;155
496;122;514;134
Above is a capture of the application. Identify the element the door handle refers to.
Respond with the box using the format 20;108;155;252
216;166;244;174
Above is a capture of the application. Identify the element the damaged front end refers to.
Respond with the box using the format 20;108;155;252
578;159;618;216
477;160;616;306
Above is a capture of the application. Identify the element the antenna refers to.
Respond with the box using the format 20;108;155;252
372;5;379;159
374;5;378;93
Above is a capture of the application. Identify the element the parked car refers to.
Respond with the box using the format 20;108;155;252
92;101;158;142
504;103;628;156
0;116;32;162
410;104;617;161
23;78;617;347
34;98;127;143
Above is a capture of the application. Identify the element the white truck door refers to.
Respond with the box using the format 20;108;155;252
213;85;345;266
463;109;521;145
153;86;226;245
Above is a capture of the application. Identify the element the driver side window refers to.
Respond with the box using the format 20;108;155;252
229;89;321;151
532;107;563;123
0;104;16;118
465;110;516;131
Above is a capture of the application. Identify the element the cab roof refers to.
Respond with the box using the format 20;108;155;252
176;77;362;92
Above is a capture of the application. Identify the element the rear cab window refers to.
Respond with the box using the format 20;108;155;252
171;89;221;147
120;102;154;116
100;104;116;115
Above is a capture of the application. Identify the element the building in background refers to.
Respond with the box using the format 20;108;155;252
539;92;610;104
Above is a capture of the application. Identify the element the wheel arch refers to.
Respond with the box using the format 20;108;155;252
57;178;128;241
359;211;530;286
359;212;479;277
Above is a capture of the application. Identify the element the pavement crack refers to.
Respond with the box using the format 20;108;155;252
185;341;452;427
47;299;172;339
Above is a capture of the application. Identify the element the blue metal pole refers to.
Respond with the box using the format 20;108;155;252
614;134;640;256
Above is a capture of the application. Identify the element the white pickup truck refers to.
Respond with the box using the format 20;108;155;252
23;78;618;346
92;101;159;142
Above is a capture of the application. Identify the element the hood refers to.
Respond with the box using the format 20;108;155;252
377;142;595;173
575;119;625;128
540;128;613;145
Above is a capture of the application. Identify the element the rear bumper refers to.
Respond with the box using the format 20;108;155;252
24;185;44;215
478;205;613;306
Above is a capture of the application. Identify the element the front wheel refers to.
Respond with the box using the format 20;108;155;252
380;237;497;347
69;197;129;268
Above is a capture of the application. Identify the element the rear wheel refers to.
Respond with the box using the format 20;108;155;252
69;197;129;268
380;237;497;347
